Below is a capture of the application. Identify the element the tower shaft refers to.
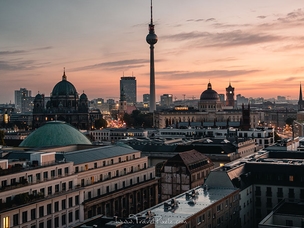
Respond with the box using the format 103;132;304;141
149;45;156;112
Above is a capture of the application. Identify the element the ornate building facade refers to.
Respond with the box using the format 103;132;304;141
32;71;93;130
154;82;259;129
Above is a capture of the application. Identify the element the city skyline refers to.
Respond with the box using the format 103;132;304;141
1;1;304;104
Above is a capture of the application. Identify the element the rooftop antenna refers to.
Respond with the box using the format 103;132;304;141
150;0;153;24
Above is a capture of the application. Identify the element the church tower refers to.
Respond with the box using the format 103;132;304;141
298;83;304;110
226;82;235;107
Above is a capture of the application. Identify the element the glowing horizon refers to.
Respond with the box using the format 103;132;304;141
1;1;304;104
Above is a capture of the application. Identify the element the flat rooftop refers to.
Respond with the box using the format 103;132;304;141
133;186;237;228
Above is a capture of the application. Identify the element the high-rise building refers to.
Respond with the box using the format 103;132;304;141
120;76;136;104
160;94;173;107
14;88;33;113
143;94;150;103
146;0;158;112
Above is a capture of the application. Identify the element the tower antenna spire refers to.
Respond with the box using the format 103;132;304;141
150;0;153;25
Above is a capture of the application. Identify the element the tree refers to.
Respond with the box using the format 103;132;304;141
285;117;295;126
94;117;107;129
123;110;153;128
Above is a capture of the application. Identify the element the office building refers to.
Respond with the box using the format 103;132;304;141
14;88;33;113
120;77;137;104
160;94;173;107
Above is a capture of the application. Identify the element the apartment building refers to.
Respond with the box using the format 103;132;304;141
0;145;158;228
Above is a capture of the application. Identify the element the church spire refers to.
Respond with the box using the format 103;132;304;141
299;82;303;110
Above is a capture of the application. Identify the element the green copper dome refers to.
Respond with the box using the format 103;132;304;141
19;121;92;148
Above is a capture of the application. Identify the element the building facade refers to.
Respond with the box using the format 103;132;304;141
160;150;214;201
0;145;158;228
120;76;137;104
32;71;95;130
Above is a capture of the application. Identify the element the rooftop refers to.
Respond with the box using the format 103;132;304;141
132;186;237;228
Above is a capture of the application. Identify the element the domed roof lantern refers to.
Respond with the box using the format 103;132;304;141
200;81;220;101
62;67;67;81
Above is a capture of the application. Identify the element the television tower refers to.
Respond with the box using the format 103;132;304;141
146;0;158;112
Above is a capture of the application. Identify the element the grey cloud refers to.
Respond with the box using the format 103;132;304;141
0;60;37;71
257;16;266;19
0;46;52;56
156;69;261;79
206;18;215;22
0;50;27;55
71;59;151;72
163;30;281;47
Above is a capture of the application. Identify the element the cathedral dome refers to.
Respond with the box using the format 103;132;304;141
52;72;77;96
34;93;43;100
200;82;219;101
80;93;88;100
19;121;92;148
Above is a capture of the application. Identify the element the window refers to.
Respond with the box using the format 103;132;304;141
47;219;52;228
39;206;44;217
69;181;73;189
47;203;52;215
266;187;272;197
289;188;295;199
22;211;28;223
36;173;41;181
43;171;48;179
64;167;69;174
39;222;44;228
54;201;59;212
55;184;59;193
40;188;45;195
51;170;55;177
98;189;101;196
62;199;66;209
62;214;66;226
75;195;79;205
88;191;92;199
31;208;36;220
69;212;73;223
75;210;79;220
13;214;19;226
75;167;79;173
277;188;283;197
28;175;33;183
58;168;62;176
289;175;294;182
48;186;52;195
62;182;66;191
54;217;59;228
69;197;73;207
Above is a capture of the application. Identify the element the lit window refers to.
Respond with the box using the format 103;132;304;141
289;175;294;182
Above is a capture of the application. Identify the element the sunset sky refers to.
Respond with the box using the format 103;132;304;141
1;1;304;104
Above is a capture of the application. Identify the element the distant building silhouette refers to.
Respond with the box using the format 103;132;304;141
120;76;136;104
298;83;304;110
226;82;235;107
32;70;95;130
